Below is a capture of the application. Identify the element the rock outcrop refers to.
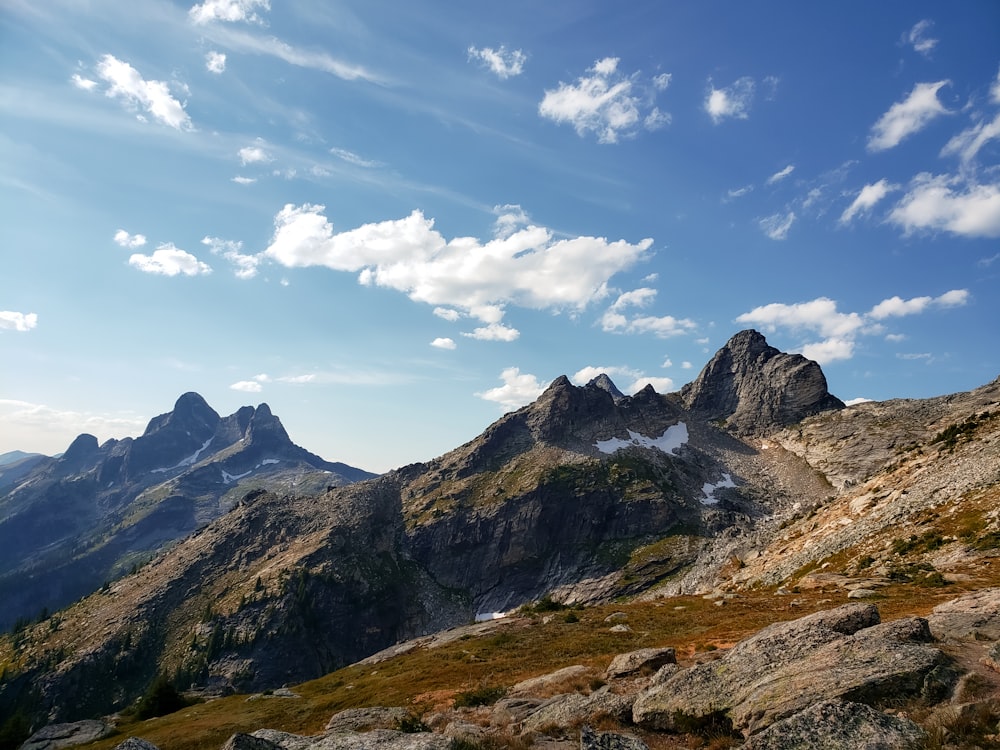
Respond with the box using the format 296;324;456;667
681;329;844;434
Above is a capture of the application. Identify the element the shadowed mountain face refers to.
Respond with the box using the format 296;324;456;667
6;330;997;729
681;329;845;433
0;393;375;631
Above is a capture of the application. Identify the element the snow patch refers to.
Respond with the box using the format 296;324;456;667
152;437;214;473
701;473;736;505
595;423;689;455
475;612;507;622
221;458;284;485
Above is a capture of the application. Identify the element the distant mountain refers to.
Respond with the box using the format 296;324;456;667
0;450;47;467
0;393;375;631
5;331;997;729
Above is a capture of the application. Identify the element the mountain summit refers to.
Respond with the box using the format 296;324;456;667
0;394;375;631
681;329;844;433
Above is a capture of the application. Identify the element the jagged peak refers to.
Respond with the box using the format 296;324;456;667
586;373;626;402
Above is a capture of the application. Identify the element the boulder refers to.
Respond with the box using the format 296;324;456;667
579;725;648;750
250;728;451;750
112;740;160;750
522;688;634;734
325;707;412;732
633;604;954;736
737;700;926;749
510;665;594;695
221;735;282;750
20;720;113;750
606;648;676;679
927;587;1000;642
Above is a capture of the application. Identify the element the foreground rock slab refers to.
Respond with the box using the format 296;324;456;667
632;602;955;736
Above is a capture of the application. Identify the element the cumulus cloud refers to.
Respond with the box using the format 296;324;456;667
262;204;652;326
206;51;227;73
539;57;671;143
889;173;1000;238
840;179;897;225
202;236;259;279
570;365;673;395
462;323;520;342
767;165;795;185
476;367;547;410
0;311;38;332
468;45;526;79
905;19;938;57
128;243;212;276
189;0;270;24
599;288;696;338
705;76;755;123
114;229;147;248
94;54;192;130
71;74;97;91
867;81;950;152
492;204;530;239
736;289;968;364
758;211;796;240
431;337;456;350
239;139;271;165
433;307;461;322
230;380;264;392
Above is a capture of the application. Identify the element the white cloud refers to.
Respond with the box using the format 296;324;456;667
0;399;146;451
230;380;263;392
433;307;461;322
941;114;1000;165
231;176;257;185
868;289;968;319
114;229;147;248
239;139;271;165
844;397;874;406
262;204;652;324
206;51;227;73
628;376;674;393
189;0;270;24
767;165;795;185
652;73;672;91
94;54;192;130
208;27;378;83
681;361;692;369
476;367;546;410
331;147;380;168
993;66;1000;104
128;243;212;276
202;236;259;279
737;290;968;364
0;311;38;332
599;288;695;338
758;211;796;240
431;337;456;350
539;57;670;143
468;45;526;79
610;287;657;310
71;74;97;91
462;323;520;342
839;179;896;225
905;20;938;57
727;185;753;200
867;81;950;152
705;76;755;123
662;357;673;368
492;204;530;239
571;365;639;386
889;173;1000;238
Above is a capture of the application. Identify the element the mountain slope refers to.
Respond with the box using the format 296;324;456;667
0;393;375;631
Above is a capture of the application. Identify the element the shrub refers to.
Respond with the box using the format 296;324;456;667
134;674;189;719
453;685;507;708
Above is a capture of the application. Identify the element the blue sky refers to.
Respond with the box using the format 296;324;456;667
2;1;999;473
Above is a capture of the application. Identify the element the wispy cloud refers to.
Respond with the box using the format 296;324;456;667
904;19;938;58
205;51;227;73
867;81;950;152
539;57;671;144
839;179;897;225
330;147;381;168
202;236;260;279
766;165;795;185
468;45;526;79
758;211;796;240
705;76;755;124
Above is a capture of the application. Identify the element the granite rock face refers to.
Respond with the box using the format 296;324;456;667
681;330;844;434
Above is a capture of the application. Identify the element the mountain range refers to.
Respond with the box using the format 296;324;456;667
1;329;998;746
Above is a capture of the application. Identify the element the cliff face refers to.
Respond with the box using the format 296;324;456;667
680;329;845;433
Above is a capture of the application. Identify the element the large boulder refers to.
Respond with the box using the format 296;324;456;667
20;720;113;750
633;604;955;736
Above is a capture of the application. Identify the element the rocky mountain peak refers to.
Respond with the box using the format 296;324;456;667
243;403;292;448
141;391;220;440
587;373;626;402
680;329;844;434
